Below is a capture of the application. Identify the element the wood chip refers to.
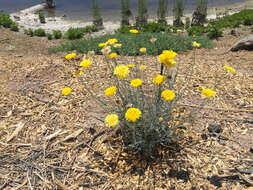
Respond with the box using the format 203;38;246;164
6;122;25;142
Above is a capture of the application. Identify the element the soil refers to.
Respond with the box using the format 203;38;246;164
0;26;253;190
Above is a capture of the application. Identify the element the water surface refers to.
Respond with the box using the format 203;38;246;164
0;0;246;21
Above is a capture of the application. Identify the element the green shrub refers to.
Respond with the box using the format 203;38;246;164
49;33;214;55
83;25;99;33
185;17;191;29
10;23;19;32
0;14;14;28
115;25;137;34
207;27;223;39
34;28;46;37
187;26;206;36
53;30;62;39
47;33;53;40
24;28;34;37
142;22;167;33
65;28;84;39
243;15;253;26
39;12;46;24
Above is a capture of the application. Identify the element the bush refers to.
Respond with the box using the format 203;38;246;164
34;28;46;37
10;23;19;32
24;28;34;37
187;26;206;36
65;28;84;39
53;30;62;39
207;27;223;39
61;37;221;157
83;25;99;33
0;14;14;28
39;12;46;24
142;22;167;33
47;33;53;40
49;32;214;55
243;15;253;26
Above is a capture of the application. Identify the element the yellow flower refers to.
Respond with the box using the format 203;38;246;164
177;29;182;34
158;53;177;67
162;50;178;59
61;87;72;96
105;114;119;127
140;65;146;70
125;108;142;122
139;47;147;53
109;52;117;59
161;89;175;101
150;37;157;43
159;117;163;121
113;43;122;48
107;38;118;44
73;70;84;77
153;75;165;85
105;86;117;96
127;64;136;68
130;78;142;88
129;29;138;34
98;42;107;47
80;59;92;68
193;41;200;48
65;52;76;60
202;88;215;98
224;65;236;73
114;65;130;79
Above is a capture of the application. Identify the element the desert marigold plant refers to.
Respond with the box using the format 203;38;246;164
69;39;223;157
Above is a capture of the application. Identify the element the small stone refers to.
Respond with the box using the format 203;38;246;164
250;147;253;153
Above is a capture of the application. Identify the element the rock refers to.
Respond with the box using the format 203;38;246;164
208;123;222;138
225;35;253;53
13;15;21;21
230;29;237;36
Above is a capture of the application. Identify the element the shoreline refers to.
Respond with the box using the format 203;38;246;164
9;0;253;35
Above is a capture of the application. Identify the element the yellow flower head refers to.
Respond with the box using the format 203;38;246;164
105;86;117;96
73;70;84;77
114;65;130;79
153;75;165;85
125;108;142;122
193;41;200;48
161;89;175;101
158;50;178;67
177;29;182;34
162;50;178;59
150;37;157;43
159;117;163;121
139;47;147;53
65;52;76;60
109;52;117;59
130;78;142;88
202;88;215;98
113;43;122;48
224;65;236;73
140;65;146;71
105;114;119;127
62;87;72;96
129;29;138;34
107;38;118;44
127;64;136;68
80;59;92;68
98;42;107;47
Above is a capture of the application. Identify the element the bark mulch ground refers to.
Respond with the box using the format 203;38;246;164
0;26;252;189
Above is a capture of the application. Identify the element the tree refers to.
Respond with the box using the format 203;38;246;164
92;0;103;29
191;0;207;26
46;0;55;8
173;0;184;27
157;0;168;25
121;0;131;26
136;0;148;27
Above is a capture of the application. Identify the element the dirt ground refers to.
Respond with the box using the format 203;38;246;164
0;26;253;190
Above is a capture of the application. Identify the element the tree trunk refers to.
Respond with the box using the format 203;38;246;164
46;0;55;8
